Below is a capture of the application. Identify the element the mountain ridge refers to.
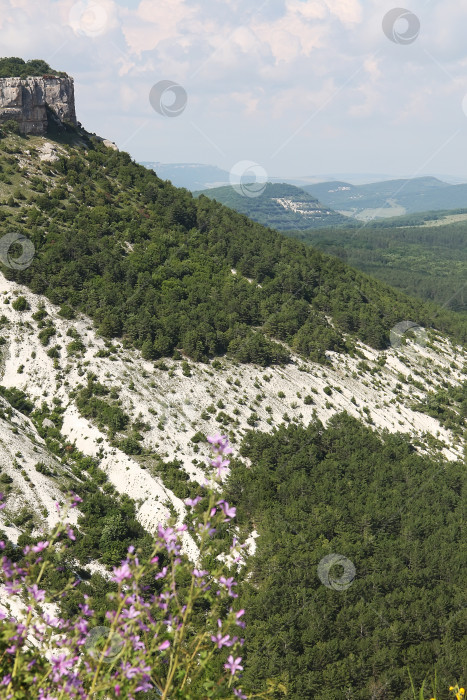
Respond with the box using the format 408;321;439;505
193;181;355;230
1;129;464;361
0;60;465;697
304;176;467;218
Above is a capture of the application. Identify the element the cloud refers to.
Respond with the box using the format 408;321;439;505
0;0;465;177
122;0;195;54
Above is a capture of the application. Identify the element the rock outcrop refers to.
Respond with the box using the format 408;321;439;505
0;76;76;135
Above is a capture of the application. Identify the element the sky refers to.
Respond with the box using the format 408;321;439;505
4;0;467;180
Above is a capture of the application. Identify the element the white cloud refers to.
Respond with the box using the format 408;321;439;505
121;0;195;54
0;0;464;177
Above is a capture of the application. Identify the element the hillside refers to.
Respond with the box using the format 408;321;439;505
1;270;466;698
304;176;467;219
0;116;466;698
289;221;467;316
0;129;464;358
193;182;354;230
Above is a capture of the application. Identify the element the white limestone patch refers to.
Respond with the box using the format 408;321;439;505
0;398;77;541
38;141;61;162
0;272;465;560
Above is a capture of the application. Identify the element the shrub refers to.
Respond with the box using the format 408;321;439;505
12;296;29;312
38;325;56;346
0;437;250;699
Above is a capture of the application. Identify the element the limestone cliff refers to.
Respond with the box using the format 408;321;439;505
0;76;76;135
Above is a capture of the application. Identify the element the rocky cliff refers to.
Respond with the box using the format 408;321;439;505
0;76;76;135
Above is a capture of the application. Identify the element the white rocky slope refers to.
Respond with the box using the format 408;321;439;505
0;272;465;548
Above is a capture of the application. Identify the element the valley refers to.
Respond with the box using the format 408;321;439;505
0;57;465;700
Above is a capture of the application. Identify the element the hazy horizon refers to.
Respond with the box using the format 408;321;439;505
3;0;467;184
139;162;467;186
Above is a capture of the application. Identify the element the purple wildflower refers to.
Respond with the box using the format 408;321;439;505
155;566;168;580
70;492;83;508
219;576;238;598
157;525;179;553
32;541;49;553
210;454;230;478
192;569;208;578
112;562;132;583
207;434;232;454
235;609;246;628
121;605;140;620
224;655;243;676
219;501;236;519
28;584;46;602
50;653;74;681
184;496;202;507
211;632;232;649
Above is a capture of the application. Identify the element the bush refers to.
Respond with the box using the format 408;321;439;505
58;304;75;319
0;438;249;699
38;325;56;346
118;435;143;455
12;296;29;312
1;119;19;134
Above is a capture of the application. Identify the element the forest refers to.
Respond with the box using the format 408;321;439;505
193;182;352;230
227;413;466;699
1;386;465;698
0;129;466;369
289;222;467;316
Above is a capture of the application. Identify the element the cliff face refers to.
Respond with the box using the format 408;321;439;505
0;76;76;135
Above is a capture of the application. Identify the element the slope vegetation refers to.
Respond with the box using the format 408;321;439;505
0;124;465;699
0;130;465;365
289;222;467;316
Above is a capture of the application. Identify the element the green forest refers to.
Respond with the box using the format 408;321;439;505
1;385;465;698
0;129;466;369
227;413;466;699
288;222;467;316
194;182;352;230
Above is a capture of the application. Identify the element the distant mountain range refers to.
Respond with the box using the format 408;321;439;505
139;161;334;191
141;162;424;191
304;176;467;219
141;163;467;220
193;182;353;230
140;162;232;191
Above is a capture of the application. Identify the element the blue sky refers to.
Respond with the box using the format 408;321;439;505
4;0;467;180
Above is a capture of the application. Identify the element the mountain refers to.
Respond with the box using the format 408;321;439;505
140;162;342;191
303;176;467;219
193;182;354;230
0;57;74;136
0;62;466;699
140;163;467;194
140;161;232;191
